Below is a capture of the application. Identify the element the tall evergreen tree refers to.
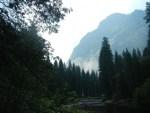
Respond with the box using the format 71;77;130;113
144;2;150;56
98;37;114;98
137;48;142;57
132;49;141;87
122;49;133;97
114;51;123;74
114;51;123;99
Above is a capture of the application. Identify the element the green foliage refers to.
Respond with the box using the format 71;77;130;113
0;21;72;113
0;0;71;32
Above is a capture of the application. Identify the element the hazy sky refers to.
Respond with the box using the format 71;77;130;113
43;0;149;62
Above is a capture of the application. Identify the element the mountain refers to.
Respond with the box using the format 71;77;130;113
69;10;148;71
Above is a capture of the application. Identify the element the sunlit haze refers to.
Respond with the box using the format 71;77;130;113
43;0;149;62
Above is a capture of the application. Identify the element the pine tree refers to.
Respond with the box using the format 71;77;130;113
114;51;123;99
98;37;114;98
122;49;133;97
114;51;123;74
137;48;142;57
132;49;141;87
144;2;150;56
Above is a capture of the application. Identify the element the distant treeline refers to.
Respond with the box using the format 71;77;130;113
53;59;99;97
98;37;150;102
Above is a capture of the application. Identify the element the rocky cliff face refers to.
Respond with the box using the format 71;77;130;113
70;10;148;71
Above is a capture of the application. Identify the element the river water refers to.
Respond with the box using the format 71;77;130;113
76;98;149;113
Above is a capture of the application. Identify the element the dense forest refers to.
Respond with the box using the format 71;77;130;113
0;0;150;113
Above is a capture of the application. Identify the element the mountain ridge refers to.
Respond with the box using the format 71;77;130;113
69;10;148;71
